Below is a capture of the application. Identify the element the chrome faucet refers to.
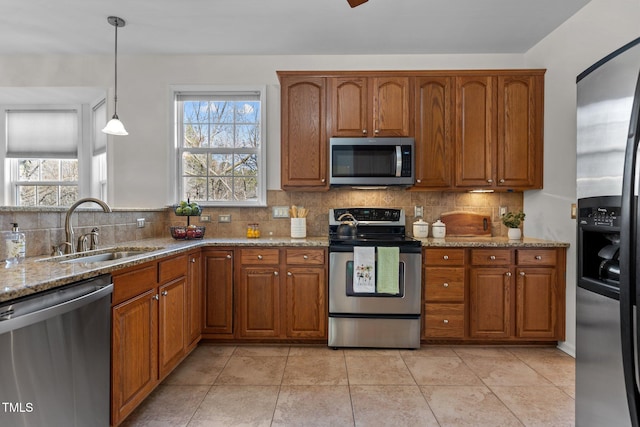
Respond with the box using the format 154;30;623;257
64;198;112;254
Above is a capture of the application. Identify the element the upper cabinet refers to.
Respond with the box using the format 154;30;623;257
329;76;411;137
278;69;544;192
454;72;544;190
278;73;328;191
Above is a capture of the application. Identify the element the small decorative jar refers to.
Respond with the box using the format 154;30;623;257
431;219;446;238
413;219;429;238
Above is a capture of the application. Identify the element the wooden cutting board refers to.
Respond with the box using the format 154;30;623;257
440;211;492;236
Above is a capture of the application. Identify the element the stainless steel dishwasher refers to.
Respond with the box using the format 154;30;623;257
0;274;113;427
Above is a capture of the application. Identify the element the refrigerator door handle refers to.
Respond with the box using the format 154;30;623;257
620;70;640;427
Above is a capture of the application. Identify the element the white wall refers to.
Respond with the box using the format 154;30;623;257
524;0;640;355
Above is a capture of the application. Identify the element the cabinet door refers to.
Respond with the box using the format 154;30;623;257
496;75;543;189
455;76;495;187
516;267;557;338
111;289;158;425
203;250;234;336
238;266;281;338
285;266;327;338
371;76;410;136
414;76;453;188
280;75;328;189
186;251;202;350
469;267;511;338
330;76;369;137
158;277;186;378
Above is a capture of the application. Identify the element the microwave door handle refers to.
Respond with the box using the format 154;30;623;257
395;146;402;177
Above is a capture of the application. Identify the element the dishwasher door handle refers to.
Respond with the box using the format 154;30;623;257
0;283;113;335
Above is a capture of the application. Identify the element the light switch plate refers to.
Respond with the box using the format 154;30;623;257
499;206;507;217
272;206;290;218
414;206;423;218
218;214;231;223
136;218;145;228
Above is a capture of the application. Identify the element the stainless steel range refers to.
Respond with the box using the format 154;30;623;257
328;208;422;349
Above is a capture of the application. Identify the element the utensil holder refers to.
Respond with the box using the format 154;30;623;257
291;218;306;238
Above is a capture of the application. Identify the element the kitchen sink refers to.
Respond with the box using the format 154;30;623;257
38;247;163;264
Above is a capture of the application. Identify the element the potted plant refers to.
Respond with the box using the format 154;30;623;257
502;210;525;240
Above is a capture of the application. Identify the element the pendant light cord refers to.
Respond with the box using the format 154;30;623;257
113;20;119;118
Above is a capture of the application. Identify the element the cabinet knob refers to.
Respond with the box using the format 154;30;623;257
226;254;232;259
520;271;526;276
374;129;379;134
505;272;512;277
191;258;196;263
287;272;292;276
535;255;542;260
303;255;308;260
443;319;449;324
416;179;421;183
362;129;367;135
162;290;168;296
443;282;449;288
490;255;496;260
274;271;279;276
443;255;449;260
499;179;505;183
257;255;263;260
321;178;326;183
153;294;159;300
487;179;493;184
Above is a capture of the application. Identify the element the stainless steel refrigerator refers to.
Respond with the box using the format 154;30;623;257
576;36;640;427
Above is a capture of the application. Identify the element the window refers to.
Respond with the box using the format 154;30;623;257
174;87;266;206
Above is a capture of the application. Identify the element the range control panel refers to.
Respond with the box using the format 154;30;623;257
331;208;402;223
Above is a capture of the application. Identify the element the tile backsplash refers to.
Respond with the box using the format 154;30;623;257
1;189;522;257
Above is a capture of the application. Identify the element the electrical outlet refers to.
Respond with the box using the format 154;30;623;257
414;206;424;218
272;206;290;218
136;218;145;228
200;215;211;222
218;214;231;223
499;206;507;217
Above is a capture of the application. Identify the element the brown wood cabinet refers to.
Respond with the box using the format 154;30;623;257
414;76;454;188
329;75;411;137
111;253;194;426
422;248;465;338
278;73;328;190
186;250;202;350
236;247;327;341
202;249;234;337
422;246;566;343
454;73;544;190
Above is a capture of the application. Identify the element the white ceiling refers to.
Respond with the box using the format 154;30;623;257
0;0;591;56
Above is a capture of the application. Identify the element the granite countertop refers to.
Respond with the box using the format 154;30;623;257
0;235;567;304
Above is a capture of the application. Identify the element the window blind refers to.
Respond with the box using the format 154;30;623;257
93;100;107;155
6;109;79;158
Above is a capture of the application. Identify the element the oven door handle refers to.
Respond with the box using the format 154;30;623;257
395;146;402;177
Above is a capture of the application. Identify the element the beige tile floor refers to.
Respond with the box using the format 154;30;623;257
121;344;575;426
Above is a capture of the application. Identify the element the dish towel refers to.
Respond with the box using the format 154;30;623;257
377;246;400;294
353;246;375;293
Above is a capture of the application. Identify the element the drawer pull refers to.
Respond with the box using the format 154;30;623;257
226;254;232;259
520;271;526;276
535;255;542;260
443;255;449;260
153;294;159;301
443;282;449;288
490;255;496;260
303;255;308;260
287;272;292;276
191;258;196;263
443;319;449;324
505;272;512;277
258;255;263;260
161;290;168;296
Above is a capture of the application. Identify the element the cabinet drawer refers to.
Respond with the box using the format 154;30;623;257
471;249;512;265
424;267;465;302
424;249;465;266
241;248;280;265
113;263;157;305
517;249;557;266
424;303;465;338
286;248;325;265
158;254;187;283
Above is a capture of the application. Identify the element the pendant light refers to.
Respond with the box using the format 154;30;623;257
102;16;128;136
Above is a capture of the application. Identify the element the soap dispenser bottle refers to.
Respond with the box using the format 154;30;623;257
4;223;26;265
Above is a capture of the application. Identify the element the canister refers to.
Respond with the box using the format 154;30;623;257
431;219;446;238
413;219;429;238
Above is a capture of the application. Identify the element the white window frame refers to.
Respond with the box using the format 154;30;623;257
170;85;267;207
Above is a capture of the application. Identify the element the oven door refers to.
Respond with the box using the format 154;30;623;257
328;250;421;315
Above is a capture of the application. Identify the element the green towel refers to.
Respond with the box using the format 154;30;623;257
377;246;399;294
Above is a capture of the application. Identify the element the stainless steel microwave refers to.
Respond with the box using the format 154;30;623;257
329;137;415;186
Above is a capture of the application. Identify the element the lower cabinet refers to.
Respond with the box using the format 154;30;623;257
235;247;327;340
423;246;566;342
202;249;234;337
111;253;196;426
